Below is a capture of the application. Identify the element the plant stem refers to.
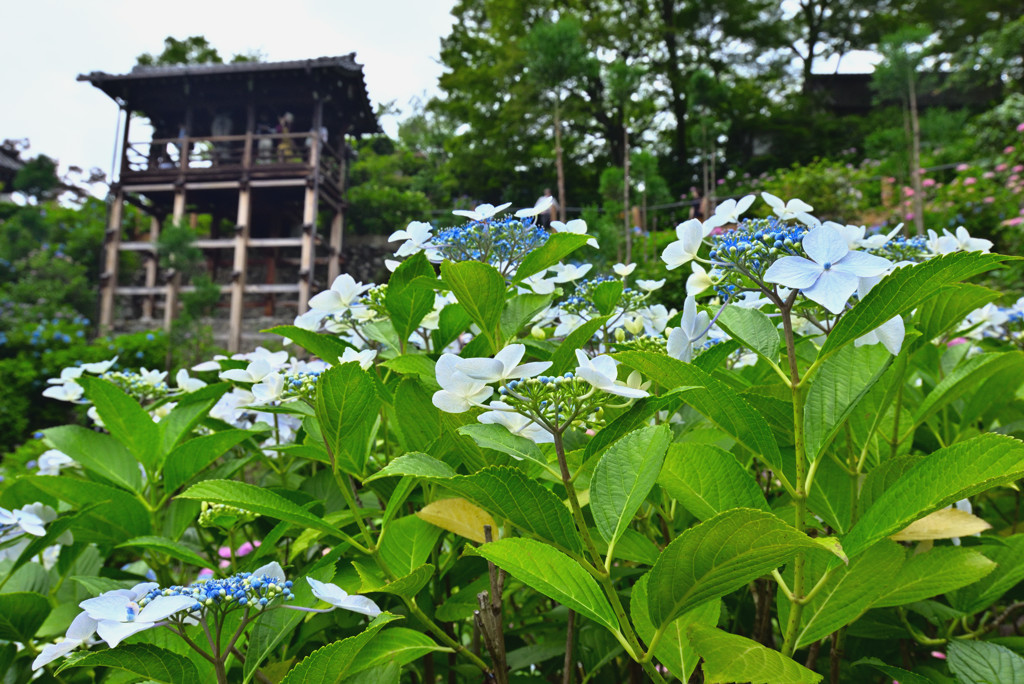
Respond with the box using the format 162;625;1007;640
780;301;809;658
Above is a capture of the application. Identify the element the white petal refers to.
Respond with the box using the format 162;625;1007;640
67;611;99;640
80;595;131;622
763;256;821;289
308;290;343;312
507;361;552;379
136;595;196;623
336;594;382;617
307;577;349;604
761;191;782;210
96;620;154;648
493;344;526;372
33;639;82;670
432;390;472;413
457;358;505;382
251;561;287;582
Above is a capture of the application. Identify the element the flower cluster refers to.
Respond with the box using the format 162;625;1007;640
434;215;549;276
198;502;261;529
100;368;171;402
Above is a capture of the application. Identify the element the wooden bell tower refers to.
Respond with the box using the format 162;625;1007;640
79;55;378;352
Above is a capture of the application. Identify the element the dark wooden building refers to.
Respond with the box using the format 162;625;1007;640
79;55;378;351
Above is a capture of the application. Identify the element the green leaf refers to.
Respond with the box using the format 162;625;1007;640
390;379;442;452
819;252;1011;360
366;452;457;482
23;475;150;541
316;363;380;476
382;355;439;386
355;627;452;670
949;536;1024;614
263;325;353;364
592;280;623;316
441;260;506;352
658;443;769;520
356;563;434;599
158;383;231;453
804;343;892;464
716;306;781;364
42;425;141;492
77;376;159;471
116;536;209;569
501;292;553;339
912;283;1003;347
378;516;441;577
842;434;1024;559
432;302;473;351
583;387;695;463
386;252;438;343
948;640;1024;684
549;315;610;374
458;423;549;469
854;658;933;684
163;430;252;492
875;546;996;608
687;623;822;684
793;540;903;648
591;425;670;547
57;643;200;684
913;352;1024;427
178;479;339;538
513;233;590;283
646;508;832;628
471;538;618;632
0;592;50;642
631;574;717;682
280;613;401;684
369;455;582;555
615;352;784;476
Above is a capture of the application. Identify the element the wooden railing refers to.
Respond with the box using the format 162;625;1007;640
122;132;341;181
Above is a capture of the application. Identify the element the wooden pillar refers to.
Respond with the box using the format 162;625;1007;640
328;210;343;284
228;186;251;353
298;100;323;313
172;189;186;225
328;128;349;284
163;270;180;335
142;215;160;320
98;188;125;334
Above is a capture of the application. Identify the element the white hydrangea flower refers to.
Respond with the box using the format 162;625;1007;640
574;350;648;399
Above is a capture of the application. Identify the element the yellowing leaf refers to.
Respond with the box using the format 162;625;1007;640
416;498;496;544
891;508;991;542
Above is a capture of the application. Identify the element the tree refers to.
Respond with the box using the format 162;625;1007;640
136;36;261;67
873;26;932;235
522;17;595;221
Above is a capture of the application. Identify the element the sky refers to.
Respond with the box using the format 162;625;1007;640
0;0;458;182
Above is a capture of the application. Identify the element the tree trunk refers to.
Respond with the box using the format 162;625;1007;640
624;127;632;265
554;99;566;222
908;71;925;236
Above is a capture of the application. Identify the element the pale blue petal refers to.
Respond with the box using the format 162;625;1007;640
802;227;847;266
833;250;892;278
803;269;859;314
763;256;821;289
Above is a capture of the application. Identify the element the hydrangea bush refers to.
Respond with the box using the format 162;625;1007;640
5;193;1024;683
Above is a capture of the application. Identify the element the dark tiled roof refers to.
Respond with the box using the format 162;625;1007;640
77;54;363;84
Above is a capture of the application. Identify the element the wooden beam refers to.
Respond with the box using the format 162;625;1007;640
142;215;160;320
229;187;251;353
99;189;125;333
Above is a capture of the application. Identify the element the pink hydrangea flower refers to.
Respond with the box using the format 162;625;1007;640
1006;146;1016;154
956;163;969;171
1017;122;1024;132
964;177;977;185
903;186;915;197
922;178;936;187
996;163;1008;172
983;196;995;203
947;337;968;347
1013;165;1023;173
